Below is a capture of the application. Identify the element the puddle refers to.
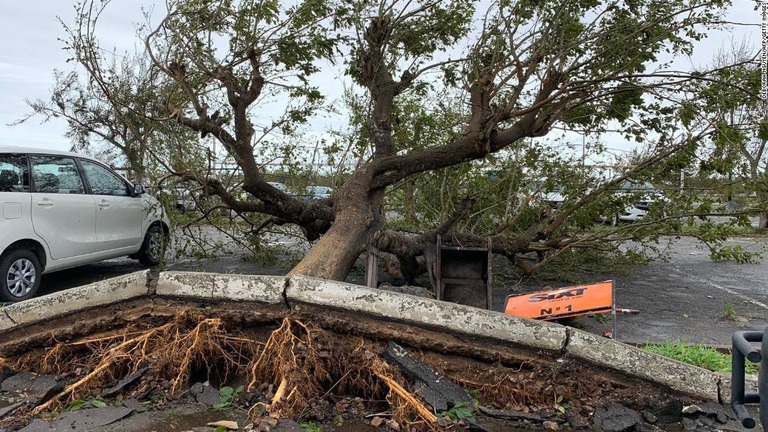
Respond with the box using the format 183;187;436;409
109;406;383;432
96;405;250;432
150;410;239;430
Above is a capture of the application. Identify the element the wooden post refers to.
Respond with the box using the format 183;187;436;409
365;245;379;288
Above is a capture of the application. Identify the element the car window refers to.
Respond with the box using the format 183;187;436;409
29;156;85;194
80;160;129;196
0;154;30;192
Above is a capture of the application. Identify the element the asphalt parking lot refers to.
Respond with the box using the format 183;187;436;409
576;236;768;346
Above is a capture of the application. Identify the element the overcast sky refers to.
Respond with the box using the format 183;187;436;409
0;0;760;155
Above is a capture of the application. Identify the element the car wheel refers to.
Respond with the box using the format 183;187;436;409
0;249;41;302
138;224;165;266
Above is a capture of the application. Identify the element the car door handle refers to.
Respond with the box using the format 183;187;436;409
98;200;110;208
36;199;54;208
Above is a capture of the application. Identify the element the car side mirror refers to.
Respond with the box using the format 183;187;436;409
133;184;145;196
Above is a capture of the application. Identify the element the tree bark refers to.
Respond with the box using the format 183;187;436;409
288;171;380;280
287;208;372;280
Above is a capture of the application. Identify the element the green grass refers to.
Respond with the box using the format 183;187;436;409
643;340;758;374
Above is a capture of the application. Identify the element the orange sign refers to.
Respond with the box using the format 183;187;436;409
504;281;614;320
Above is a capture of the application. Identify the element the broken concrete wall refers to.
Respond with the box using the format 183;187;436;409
0;270;731;402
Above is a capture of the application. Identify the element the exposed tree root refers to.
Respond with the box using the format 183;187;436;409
415;353;547;410
248;318;331;418
30;321;177;414
2;311;623;431
370;358;439;430
4;311;541;430
10;310;261;413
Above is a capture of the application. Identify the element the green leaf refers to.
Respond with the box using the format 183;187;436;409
300;421;322;432
758;121;768;141
91;400;107;408
67;400;87;411
219;386;234;400
439;401;476;421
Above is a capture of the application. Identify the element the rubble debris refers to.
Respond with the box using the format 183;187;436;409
190;382;222;406
121;398;145;412
688;402;734;424
653;398;683;423
102;365;148;397
0;400;28;419
681;404;700;414
252;418;304;431
1;372;59;398
679;401;742;431
592;404;642;432
383;341;472;411
478;405;543;422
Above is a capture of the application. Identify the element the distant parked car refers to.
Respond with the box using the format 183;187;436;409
527;183;566;208
267;181;290;194
0;146;171;302
303;185;333;200
171;184;196;212
614;181;665;223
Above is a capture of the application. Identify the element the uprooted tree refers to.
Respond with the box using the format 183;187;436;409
25;0;748;281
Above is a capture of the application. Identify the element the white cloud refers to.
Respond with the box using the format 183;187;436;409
0;0;759;156
0;0;148;152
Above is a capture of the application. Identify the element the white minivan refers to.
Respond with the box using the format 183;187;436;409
0;146;170;302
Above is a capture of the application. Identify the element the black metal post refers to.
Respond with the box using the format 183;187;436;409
732;331;764;429
761;327;768;431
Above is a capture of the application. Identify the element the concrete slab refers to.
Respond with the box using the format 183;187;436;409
565;327;721;401
156;272;284;304
287;276;567;353
0;270;733;405
719;374;759;406
0;271;149;331
1;372;59;397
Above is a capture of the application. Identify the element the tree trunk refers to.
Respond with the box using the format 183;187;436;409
758;192;768;233
288;208;373;280
288;173;382;281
